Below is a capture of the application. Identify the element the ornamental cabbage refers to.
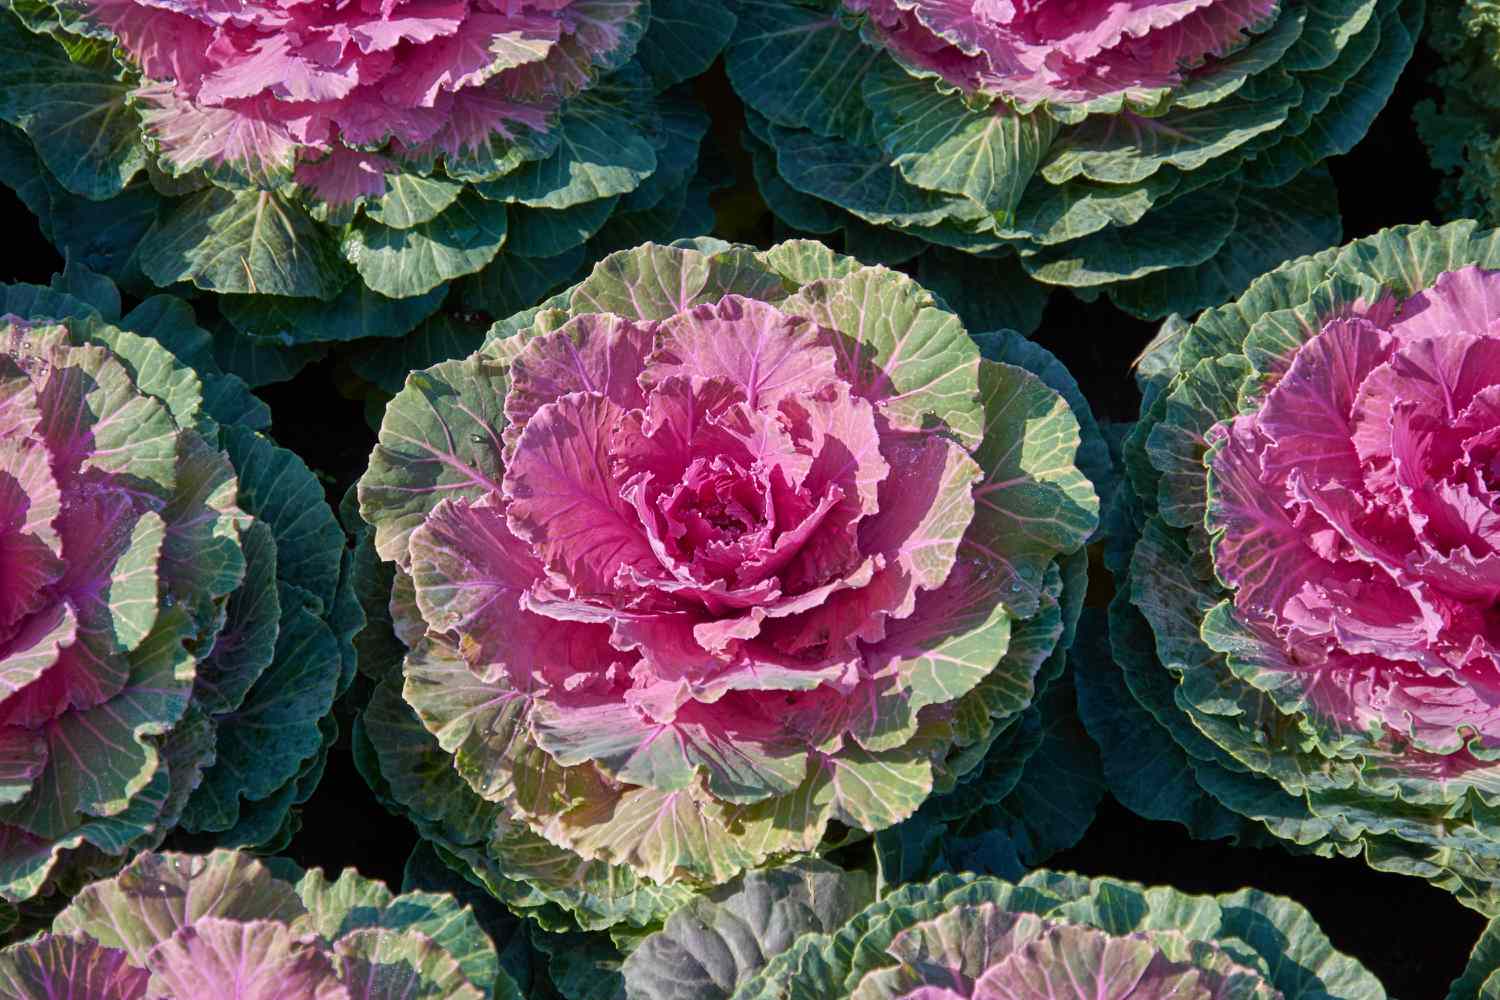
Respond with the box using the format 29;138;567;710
725;0;1421;325
0;268;358;924
0;848;519;999
1415;2;1500;227
0;0;734;380
728;870;1386;1000
1082;219;1500;914
350;238;1099;938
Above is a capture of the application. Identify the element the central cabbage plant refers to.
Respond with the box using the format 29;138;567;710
0;269;358;926
1084;219;1500;913
0;848;518;998
725;0;1420;325
0;0;734;381
350;238;1099;937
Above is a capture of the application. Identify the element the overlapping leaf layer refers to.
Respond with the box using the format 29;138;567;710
725;0;1421;323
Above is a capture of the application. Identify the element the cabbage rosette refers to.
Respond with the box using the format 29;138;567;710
1082;219;1500;913
724;0;1420;324
727;870;1385;1000
0;0;734;382
0;268;359;924
0;848;519;998
1415;2;1500;228
349;238;1099;936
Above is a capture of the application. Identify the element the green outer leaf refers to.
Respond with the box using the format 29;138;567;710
401;841;542;997
190;520;279;720
50;259;121;320
756;238;863;286
725;0;878;144
357;357;509;565
222;426;343;612
767;121;983;230
0;13;146;200
475;80;657;210
863;57;1060;217
1008;169;1181;249
349;312;498;397
585;182;699;259
46;180;162;297
181;588;339;836
1023;185;1239;287
964;359;1099;617
970;330;1111;520
361;678;503;852
1078;587;1274;845
1041;70;1298;187
459;245;587;320
742;120;844;236
910;250;1049;335
970;670;1101;866
617;98;710;216
368;173;466;229
622;860;875;1000
332;927;489;1000
347;191;510;299
636;0;737;90
140;188;350;300
211;325;327;389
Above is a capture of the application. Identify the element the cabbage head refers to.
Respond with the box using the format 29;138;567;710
0;0;734;381
349;238;1099;938
730;869;1386;1000
1082;219;1500;914
725;0;1421;325
0;848;517;998
0;268;358;927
